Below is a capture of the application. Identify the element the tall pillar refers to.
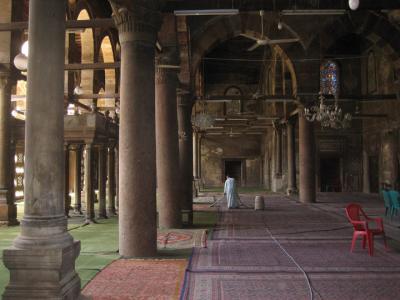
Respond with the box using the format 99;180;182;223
64;144;71;217
73;145;82;214
177;89;194;224
111;1;160;257
197;133;203;179
3;1;81;298
0;66;18;225
275;126;282;175
84;143;95;223
107;144;116;216
298;112;316;203
193;131;199;178
98;144;107;219
362;150;370;193
115;146;119;211
156;58;181;229
286;120;297;195
382;131;398;188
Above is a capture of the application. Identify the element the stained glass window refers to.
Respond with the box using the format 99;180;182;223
320;60;339;95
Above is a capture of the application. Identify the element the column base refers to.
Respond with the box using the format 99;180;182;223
84;218;98;225
2;241;81;300
0;190;19;226
107;208;117;216
182;210;193;226
286;187;298;195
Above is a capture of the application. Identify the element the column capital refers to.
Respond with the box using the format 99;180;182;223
110;0;162;45
177;89;193;107
155;51;180;84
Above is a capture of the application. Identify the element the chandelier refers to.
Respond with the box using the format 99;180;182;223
192;101;215;129
304;93;352;129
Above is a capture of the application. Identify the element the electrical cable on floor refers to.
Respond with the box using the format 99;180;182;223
265;226;321;300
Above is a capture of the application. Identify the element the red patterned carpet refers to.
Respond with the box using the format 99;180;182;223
82;259;187;300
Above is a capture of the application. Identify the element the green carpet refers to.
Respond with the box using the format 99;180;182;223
0;210;217;295
0;217;120;295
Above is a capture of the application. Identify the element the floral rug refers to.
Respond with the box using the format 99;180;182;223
82;259;187;300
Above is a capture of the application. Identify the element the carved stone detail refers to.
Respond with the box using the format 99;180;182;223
110;1;161;44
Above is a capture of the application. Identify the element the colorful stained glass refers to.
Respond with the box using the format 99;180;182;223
320;61;339;95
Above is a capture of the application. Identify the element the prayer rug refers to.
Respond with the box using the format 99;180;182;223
82;259;187;300
157;232;193;245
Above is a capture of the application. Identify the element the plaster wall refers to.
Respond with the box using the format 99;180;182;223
0;0;11;65
201;135;262;187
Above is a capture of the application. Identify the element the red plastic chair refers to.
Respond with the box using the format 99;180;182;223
345;203;388;256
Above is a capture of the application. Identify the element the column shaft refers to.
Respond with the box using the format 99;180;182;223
64;144;70;217
74;146;82;213
0;68;17;225
115;147;119;211
177;90;193;224
299;113;316;203
193;132;198;178
112;5;160;257
362;150;370;193
107;145;116;215
84;143;95;223
286;120;297;194
276;127;282;175
3;1;80;298
98;145;107;219
156;67;181;229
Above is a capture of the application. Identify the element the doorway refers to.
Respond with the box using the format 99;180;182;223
224;160;242;186
320;157;342;192
369;156;379;193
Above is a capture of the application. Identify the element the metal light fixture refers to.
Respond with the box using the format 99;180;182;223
349;0;360;10
304;93;352;129
174;9;239;16
14;41;29;71
281;9;346;16
192;101;215;129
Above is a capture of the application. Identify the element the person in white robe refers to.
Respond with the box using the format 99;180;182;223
224;175;239;209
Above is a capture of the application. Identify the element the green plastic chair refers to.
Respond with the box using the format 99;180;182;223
381;190;392;216
388;190;400;219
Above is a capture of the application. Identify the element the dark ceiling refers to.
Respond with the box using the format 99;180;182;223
163;0;400;12
204;35;268;85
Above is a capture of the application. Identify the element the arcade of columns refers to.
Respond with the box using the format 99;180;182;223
0;0;371;298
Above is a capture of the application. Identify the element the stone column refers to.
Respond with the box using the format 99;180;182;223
177;89;194;224
64;144;71;217
156;60;181;229
3;1;81;298
115;146;119;211
286;120;297;195
73;145;82;214
275;126;282;175
298;112;316;203
111;1;160;257
381;131;398;188
193;131;199;178
98;144;107;219
107;144;116;216
197;133;203;179
0;66;18;225
84;143;95;223
362;150;370;193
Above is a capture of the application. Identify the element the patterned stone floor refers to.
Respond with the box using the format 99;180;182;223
181;193;400;300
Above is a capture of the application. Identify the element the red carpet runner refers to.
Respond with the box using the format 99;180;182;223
82;259;187;300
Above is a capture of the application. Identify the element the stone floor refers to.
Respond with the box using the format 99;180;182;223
182;193;400;300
